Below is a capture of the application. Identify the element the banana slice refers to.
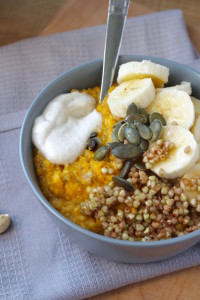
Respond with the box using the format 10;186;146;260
184;163;200;179
146;89;195;129
117;60;169;88
156;81;192;95
197;144;200;163
182;163;200;200
191;96;200;114
191;114;200;143
107;78;155;118
149;126;199;179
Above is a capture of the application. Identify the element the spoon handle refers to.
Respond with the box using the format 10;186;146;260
99;0;130;103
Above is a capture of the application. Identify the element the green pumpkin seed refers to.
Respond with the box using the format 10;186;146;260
149;112;166;125
124;126;141;145
107;142;122;149
134;163;146;170
125;113;147;124
140;114;149;124
90;132;98;138
113;120;125;128
93;137;101;146
111;122;122;142
94;146;109;161
135;122;152;140
149;119;163;142
86;138;98;151
129;123;137;129
120;160;132;178
139;109;149;123
112;144;141;159
112;176;134;191
139;138;149;151
118;123;127;142
126;103;138;116
139;108;148;115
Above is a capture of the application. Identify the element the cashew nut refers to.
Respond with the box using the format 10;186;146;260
0;214;11;234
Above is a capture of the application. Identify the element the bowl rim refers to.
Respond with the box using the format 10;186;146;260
20;54;200;248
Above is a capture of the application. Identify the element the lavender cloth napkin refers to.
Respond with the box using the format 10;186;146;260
0;9;200;300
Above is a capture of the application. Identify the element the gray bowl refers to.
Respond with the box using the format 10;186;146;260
20;55;200;263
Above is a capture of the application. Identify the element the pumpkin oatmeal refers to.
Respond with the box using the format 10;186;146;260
33;61;200;241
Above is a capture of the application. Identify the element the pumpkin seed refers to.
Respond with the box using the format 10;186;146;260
139;108;148;115
139;109;149;122
149;119;163;142
107;142;122;149
125;113;147;124
135;122;152;140
113;120;125;128
126;103;138;116
90;132;98;138
140;114;149;124
118;123;127;142
139;138;149;151
129;123;137;129
124;126;141;145
134;163;146;170
86;138;98;151
120;160;132;178
112;144;141;159
112;176;134;191
94;146;109;161
149;112;166;125
0;214;10;234
111;122;122;142
93;137;101;146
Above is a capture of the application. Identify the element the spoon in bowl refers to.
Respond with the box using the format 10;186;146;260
99;0;130;103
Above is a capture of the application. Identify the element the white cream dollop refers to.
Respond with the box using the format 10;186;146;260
32;91;102;164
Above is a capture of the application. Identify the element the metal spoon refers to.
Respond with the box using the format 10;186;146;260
99;0;130;103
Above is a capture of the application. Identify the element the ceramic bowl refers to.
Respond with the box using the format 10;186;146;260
20;55;200;263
